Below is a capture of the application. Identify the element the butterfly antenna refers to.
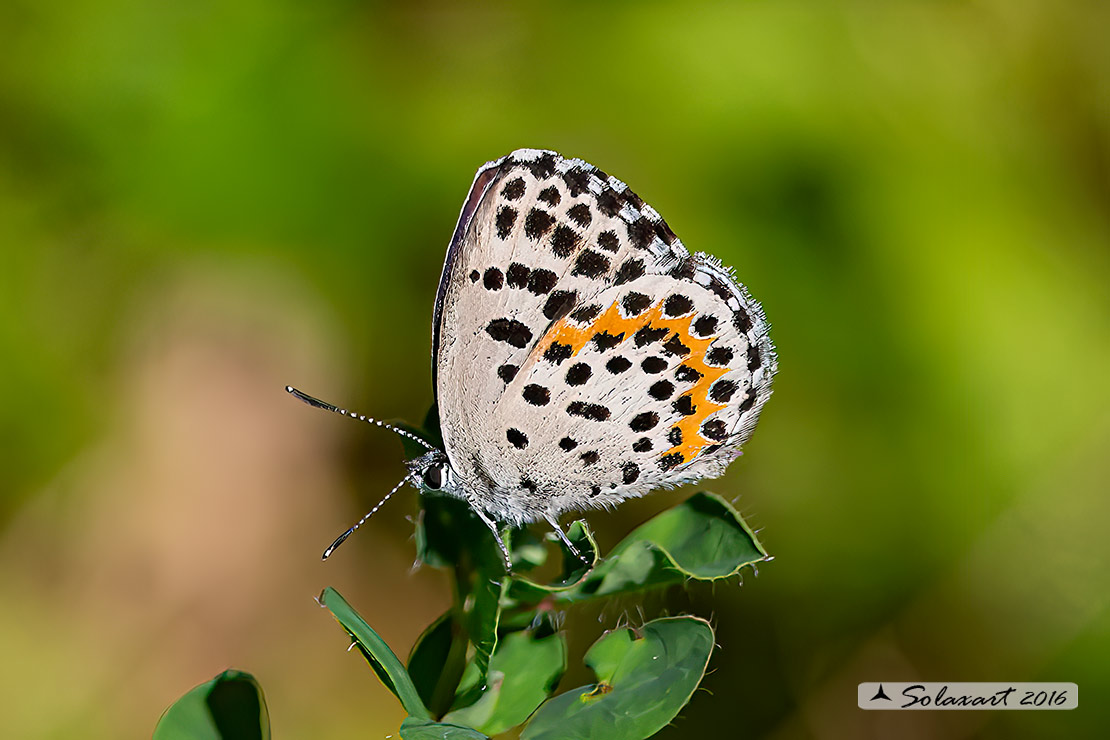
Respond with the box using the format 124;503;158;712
322;473;413;560
285;386;436;451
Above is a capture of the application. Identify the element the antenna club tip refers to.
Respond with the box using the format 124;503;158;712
285;385;295;393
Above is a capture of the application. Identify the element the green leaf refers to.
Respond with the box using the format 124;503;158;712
508;527;549;572
408;611;470;717
399;716;489;740
153;670;269;740
443;630;567;736
558;491;769;602
507;520;599;603
454;572;507;709
320;586;431;720
521;617;714;740
407;612;453;705
416;494;512;575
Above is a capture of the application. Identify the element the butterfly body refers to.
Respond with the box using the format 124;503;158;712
426;149;776;531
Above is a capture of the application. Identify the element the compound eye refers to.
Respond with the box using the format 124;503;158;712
422;464;443;490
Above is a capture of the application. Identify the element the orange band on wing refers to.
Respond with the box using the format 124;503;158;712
539;300;731;464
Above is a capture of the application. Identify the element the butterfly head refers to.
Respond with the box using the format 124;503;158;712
407;449;456;493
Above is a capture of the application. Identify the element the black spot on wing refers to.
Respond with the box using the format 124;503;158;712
526;153;557;178
606;356;632;374
739;391;757;413
627;217;655;249
622;462;640;484
591;331;625;352
659;452;684;471
506;428;528;449
733;306;753;333
570;303;602;323
565;362;591;386
486;319;532;348
497;364;518;383
708;277;732;301
709;379;738;403
613;258;645;286
706;346;733;366
649;380;675;400
527;269;558;294
667;426;683;446
634;325;668;347
702;419;728;441
524;208;555;240
632;437;653;452
571;249;610;279
520;476;538;493
580;451;599;465
597;188;622;217
562;168;591;197
469;270;480;282
567;401;610;421
673;394;696;416
654;219;678;246
662;335;690;356
502;177;526;200
747;343;762;372
641;356;667;374
522;384;550;406
622;292;652;316
544;342;572;364
551;224;581;258
483;267;503;290
567;203;591;227
622;189;645;211
559;437;578;451
629;412;659;432
506;262;529;288
597;230;620;252
693;315;718;337
496;206;517;239
664;295;693;316
543;290;577;320
538;185;560;206
675;364;703;383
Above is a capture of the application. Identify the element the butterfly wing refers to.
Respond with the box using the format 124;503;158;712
433;149;776;525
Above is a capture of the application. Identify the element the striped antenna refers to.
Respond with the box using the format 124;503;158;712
322;473;413;560
285;386;435;452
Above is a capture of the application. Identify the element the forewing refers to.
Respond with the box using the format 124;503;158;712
434;150;776;524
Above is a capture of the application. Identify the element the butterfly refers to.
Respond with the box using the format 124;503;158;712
289;149;776;568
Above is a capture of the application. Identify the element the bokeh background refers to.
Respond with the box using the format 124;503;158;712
2;1;1107;738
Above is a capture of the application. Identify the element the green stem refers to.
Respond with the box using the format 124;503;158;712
426;559;475;717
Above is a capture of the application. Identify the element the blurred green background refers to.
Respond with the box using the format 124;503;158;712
1;1;1107;738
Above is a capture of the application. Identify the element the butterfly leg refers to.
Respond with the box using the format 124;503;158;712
544;513;591;567
469;504;513;572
